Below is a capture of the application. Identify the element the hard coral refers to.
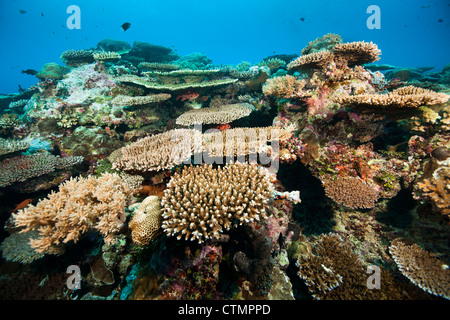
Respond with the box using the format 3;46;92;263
129;196;163;245
12;173;133;255
161;163;273;243
323;176;379;209
389;239;450;299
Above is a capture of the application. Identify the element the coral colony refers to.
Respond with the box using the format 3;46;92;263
0;34;449;301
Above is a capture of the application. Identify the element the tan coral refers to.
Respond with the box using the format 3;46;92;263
287;51;335;71
262;75;310;99
129;196;163;245
333;85;449;111
323;176;379;209
161;163;274;243
175;103;254;126
111;129;200;172
332;41;381;66
12;173;132;255
111;94;171;107
389;238;450;299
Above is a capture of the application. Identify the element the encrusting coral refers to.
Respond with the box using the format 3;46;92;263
11;173;133;255
389;238;450;300
161;163;274;243
128;196;163;245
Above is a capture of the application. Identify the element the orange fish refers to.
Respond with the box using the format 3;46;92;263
11;199;33;212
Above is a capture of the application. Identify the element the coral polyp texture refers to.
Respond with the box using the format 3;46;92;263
129;196;163;245
334;85;449;110
175;102;254;126
161;163;273;243
389;239;450;299
12;173;132;255
323;176;379;209
111;129;198;172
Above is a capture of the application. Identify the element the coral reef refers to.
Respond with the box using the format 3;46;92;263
129;196;163;245
389;238;450;299
11;173;133;254
161;163;273;243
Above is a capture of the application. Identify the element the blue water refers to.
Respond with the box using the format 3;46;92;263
0;0;449;94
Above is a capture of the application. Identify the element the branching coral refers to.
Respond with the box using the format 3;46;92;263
111;94;171;107
161;163;274;243
301;33;343;55
322;176;379;209
389;239;450;299
111;129;199;172
128;196;162;245
296;233;405;300
416;165;450;217
60;49;95;67
287;51;335;71
262;75;310;99
93;51;121;62
0;152;83;188
12;173;133;255
175;103;254;126
0;138;29;157
332;41;381;66
333;85;449;111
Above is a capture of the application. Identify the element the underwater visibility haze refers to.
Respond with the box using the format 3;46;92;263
0;0;449;303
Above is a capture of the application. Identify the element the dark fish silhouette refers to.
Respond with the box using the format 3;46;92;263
121;22;131;31
300;17;305;21
19;10;26;14
21;69;38;76
41;12;44;17
438;19;443;22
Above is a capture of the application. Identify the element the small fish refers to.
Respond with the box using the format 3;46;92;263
300;17;305;21
21;69;38;75
11;199;33;213
438;19;443;23
19;9;26;14
121;22;131;31
41;12;44;17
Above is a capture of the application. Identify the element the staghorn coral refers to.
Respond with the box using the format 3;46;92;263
389;239;450;299
332;41;381;66
0;152;83;188
111;129;199;172
333;85;449;111
262;75;310;99
128;196;163;245
322;176;379;209
161;163;274;243
111;94;171;107
12;173;133;255
287;51;335;71
175;103;254;126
